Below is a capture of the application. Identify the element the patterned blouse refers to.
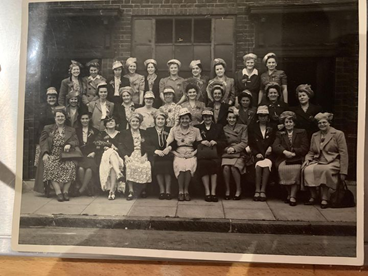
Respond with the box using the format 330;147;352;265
159;103;182;127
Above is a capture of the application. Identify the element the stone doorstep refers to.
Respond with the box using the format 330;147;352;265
19;214;356;236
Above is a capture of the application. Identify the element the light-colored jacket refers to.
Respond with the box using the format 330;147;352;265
88;100;115;131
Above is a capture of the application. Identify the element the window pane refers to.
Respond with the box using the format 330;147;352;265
214;45;233;74
194;19;211;43
174;45;193;71
134;19;153;44
214;18;234;44
175;19;192;43
194;45;211;73
156;19;173;43
134;46;153;74
156;45;173;71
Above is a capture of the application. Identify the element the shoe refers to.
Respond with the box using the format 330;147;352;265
56;193;64;202
233;195;241;200
127;192;134;201
184;193;191;201
211;195;218;202
253;191;260;201
108;194;112;200
159;193;165;200
205;195;212;202
224;194;231;200
141;190;147;198
259;192;267;202
178;193;184;201
166;193;172;200
284;196;290;204
63;192;70;201
321;200;329;209
289;197;297;207
117;173;125;182
304;198;316;205
110;192;116;200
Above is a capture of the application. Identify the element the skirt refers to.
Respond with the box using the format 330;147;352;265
78;156;98;173
43;155;76;184
278;160;301;185
99;148;125;191
173;156;197;178
197;158;221;177
126;150;152;184
222;157;246;174
303;159;340;190
153;155;174;175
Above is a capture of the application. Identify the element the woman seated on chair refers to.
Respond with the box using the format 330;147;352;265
303;112;348;209
272;111;309;206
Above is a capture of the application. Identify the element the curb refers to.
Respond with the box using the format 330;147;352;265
20;214;356;236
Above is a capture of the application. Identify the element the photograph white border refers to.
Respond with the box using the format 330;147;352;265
11;0;366;265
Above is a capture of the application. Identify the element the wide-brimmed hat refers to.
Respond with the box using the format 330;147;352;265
46;87;58;96
167;59;181;68
112;60;123;70
144;59;157;67
144;91;155;99
257;105;269;115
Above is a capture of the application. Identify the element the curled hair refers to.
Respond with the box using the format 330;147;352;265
185;83;199;94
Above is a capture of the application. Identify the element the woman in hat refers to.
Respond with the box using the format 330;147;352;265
180;83;206;126
303;113;348;209
183;60;209;105
135;91;158;130
165;108;203;201
272;111;309;206
195;108;226;202
159;59;185;105
260;82;289;130
124;57;145;105
259;53;288;103
159;86;182;127
82;59;106;106
34;106;79;202
74;111;99;196
143;59;162;108
35;87;59;167
65;90;84;129
95;116;125;200
107;60;130;105
120;113;153;200
291;84;323;140
237;90;257;126
114;86;140;131
207;81;230;126
248;105;277;202
146;112;174;200
207;58;235;105
234;53;261;106
222;107;248;200
88;82;115;131
59;60;85;106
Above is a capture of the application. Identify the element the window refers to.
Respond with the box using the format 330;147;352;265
133;17;234;77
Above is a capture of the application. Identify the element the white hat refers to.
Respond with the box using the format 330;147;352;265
189;60;201;69
163;87;175;94
126;57;137;67
213;58;226;68
263;52;277;64
179;108;191;117
167;59;181;68
46;87;58;96
144;91;155;99
144;59;157;67
257;105;269;115
112;60;123;70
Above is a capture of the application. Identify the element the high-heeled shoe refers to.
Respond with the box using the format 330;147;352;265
289;197;297;207
56;193;64;202
253;191;260;201
320;200;329;209
211;195;218;202
224;194;231;200
259;192;267;202
159;193;165;200
166;193;172;200
127;192;134;201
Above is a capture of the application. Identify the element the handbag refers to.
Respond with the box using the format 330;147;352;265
197;144;218;160
330;179;355;208
60;146;84;160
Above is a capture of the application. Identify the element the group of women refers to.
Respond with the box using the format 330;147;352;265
34;53;349;209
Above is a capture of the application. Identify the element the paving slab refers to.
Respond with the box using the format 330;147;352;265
177;199;221;206
222;199;270;210
34;202;88;215
225;208;276;220
92;196;135;205
20;193;52;214
318;207;357;222
128;206;177;217
177;204;224;219
82;202;133;216
133;198;178;207
58;195;96;205
267;200;327;222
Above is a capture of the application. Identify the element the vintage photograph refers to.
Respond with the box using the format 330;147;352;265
12;0;364;264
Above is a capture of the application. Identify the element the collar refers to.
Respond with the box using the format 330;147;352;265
242;68;258;77
88;75;101;81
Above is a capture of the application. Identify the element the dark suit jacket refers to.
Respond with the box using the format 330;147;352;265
59;77;85;106
119;129;153;161
248;122;276;158
259;99;290;128
145;126;171;151
107;76;131;105
194;123;227;156
34;124;79;193
291;103;323;140
75;126;99;156
113;103;141;131
234;69;261;100
144;76;162;108
208;102;230;126
272;128;309;168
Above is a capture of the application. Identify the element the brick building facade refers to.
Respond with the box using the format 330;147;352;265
23;0;358;179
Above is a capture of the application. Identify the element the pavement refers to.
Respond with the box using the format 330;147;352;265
19;181;357;236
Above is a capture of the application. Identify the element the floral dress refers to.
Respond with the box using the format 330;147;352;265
159;103;181;127
43;130;76;183
125;131;152;184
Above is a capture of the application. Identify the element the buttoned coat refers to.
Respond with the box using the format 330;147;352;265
248;122;276;158
82;75;107;105
291;103;323;139
88;100;115;131
58;77;86;106
34;124;79;193
234;69;261;101
107;76;131;105
272;128;309;168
